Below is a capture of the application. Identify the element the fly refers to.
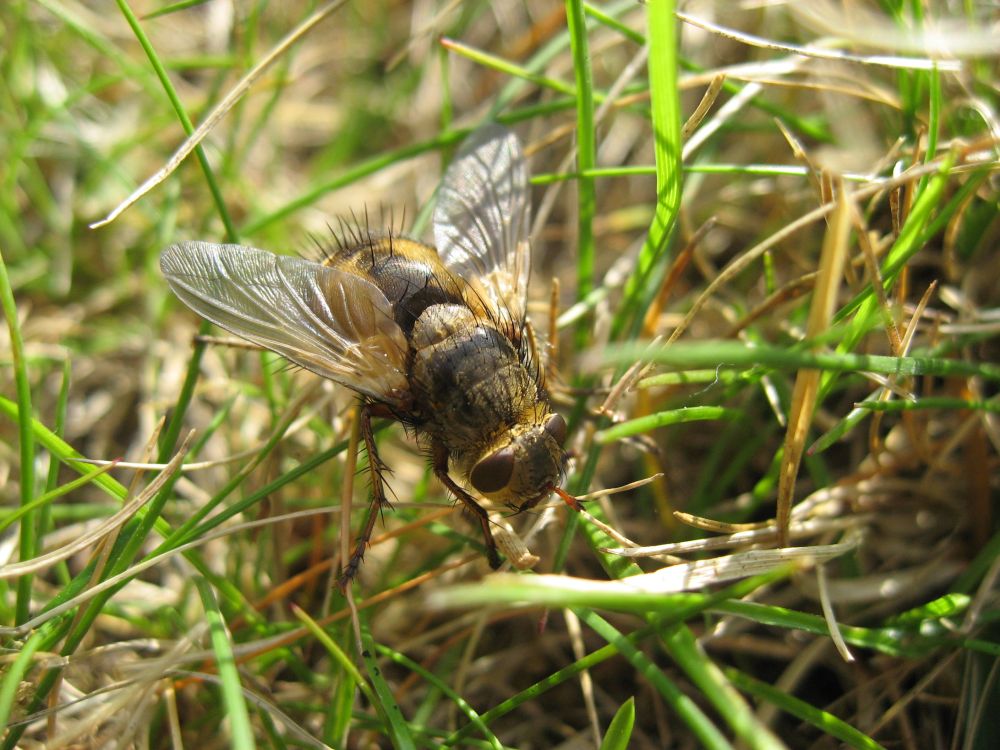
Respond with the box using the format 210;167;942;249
160;125;569;585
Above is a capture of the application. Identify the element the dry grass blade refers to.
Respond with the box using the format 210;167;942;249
816;564;854;662
793;0;1000;57
666;155;957;345
677;9;965;69
643;532;860;592
3;505;339;638
90;0;349;229
682;75;726;140
473;532;861;596
607;516;865;558
493;521;540;570
775;177;851;545
0;430;195;581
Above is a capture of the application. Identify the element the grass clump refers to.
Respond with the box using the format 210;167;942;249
1;1;998;747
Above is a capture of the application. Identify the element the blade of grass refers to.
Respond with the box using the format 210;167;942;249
0;248;37;625
293;606;372;703
0;463;118;535
18;13;344;706
600;696;636;750
376;644;503;750
442;626;656;747
776;181;851;544
531;162;883;183
103;9;221;465
243;129;467;235
441;37;576;98
595;406;740;444
832;151;955;349
196;577;257;749
581;609;736;750
612;0;681;340
107;0;237;240
581;1;833;143
173;427;362;546
553;3;668;577
41;358;72;585
95;0;348;233
143;0;210;20
326;650;358;747
596;340;1000;382
583;2;644;45
857;397;1000;413
550;405;644;579
439;569;792;745
726;669;887;750
713;599;984;658
359;620;416;750
565;0;597;349
35;0;153;88
0;423;259;748
0;628;45;732
653;619;784;750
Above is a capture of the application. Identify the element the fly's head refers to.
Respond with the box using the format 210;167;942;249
468;411;568;511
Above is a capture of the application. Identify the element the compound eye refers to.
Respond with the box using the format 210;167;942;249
544;413;567;446
470;446;516;494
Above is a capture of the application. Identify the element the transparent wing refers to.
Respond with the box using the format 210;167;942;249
160;242;410;406
433;124;530;326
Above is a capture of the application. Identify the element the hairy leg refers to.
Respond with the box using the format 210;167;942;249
339;404;393;588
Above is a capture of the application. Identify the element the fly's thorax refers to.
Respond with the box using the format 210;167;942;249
410;304;537;447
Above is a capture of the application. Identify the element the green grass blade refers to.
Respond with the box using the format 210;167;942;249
657;622;783;750
442;628;655;746
598;340;1000;382
111;0;237;241
565;0;597;348
360;621;416;750
109;0;240;463
833;152;955;343
857;397;1000;413
595;406;740;444
0;249;36;625
294;606;371;701
581;610;735;750
612;0;681;339
376;644;503;750
0;463;117;535
600;696;635;750
0;628;45;733
40;358;72;584
196;577;257;749
726;669;887;750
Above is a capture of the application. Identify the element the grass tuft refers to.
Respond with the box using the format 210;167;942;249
1;1;998;747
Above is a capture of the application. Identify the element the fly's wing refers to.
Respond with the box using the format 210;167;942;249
433;124;530;327
161;242;410;407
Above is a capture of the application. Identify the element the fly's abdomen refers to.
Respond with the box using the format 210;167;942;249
328;237;466;334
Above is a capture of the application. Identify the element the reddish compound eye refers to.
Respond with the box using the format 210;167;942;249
470;446;516;493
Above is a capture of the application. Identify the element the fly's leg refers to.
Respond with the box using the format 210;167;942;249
432;442;502;570
339;404;392;589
